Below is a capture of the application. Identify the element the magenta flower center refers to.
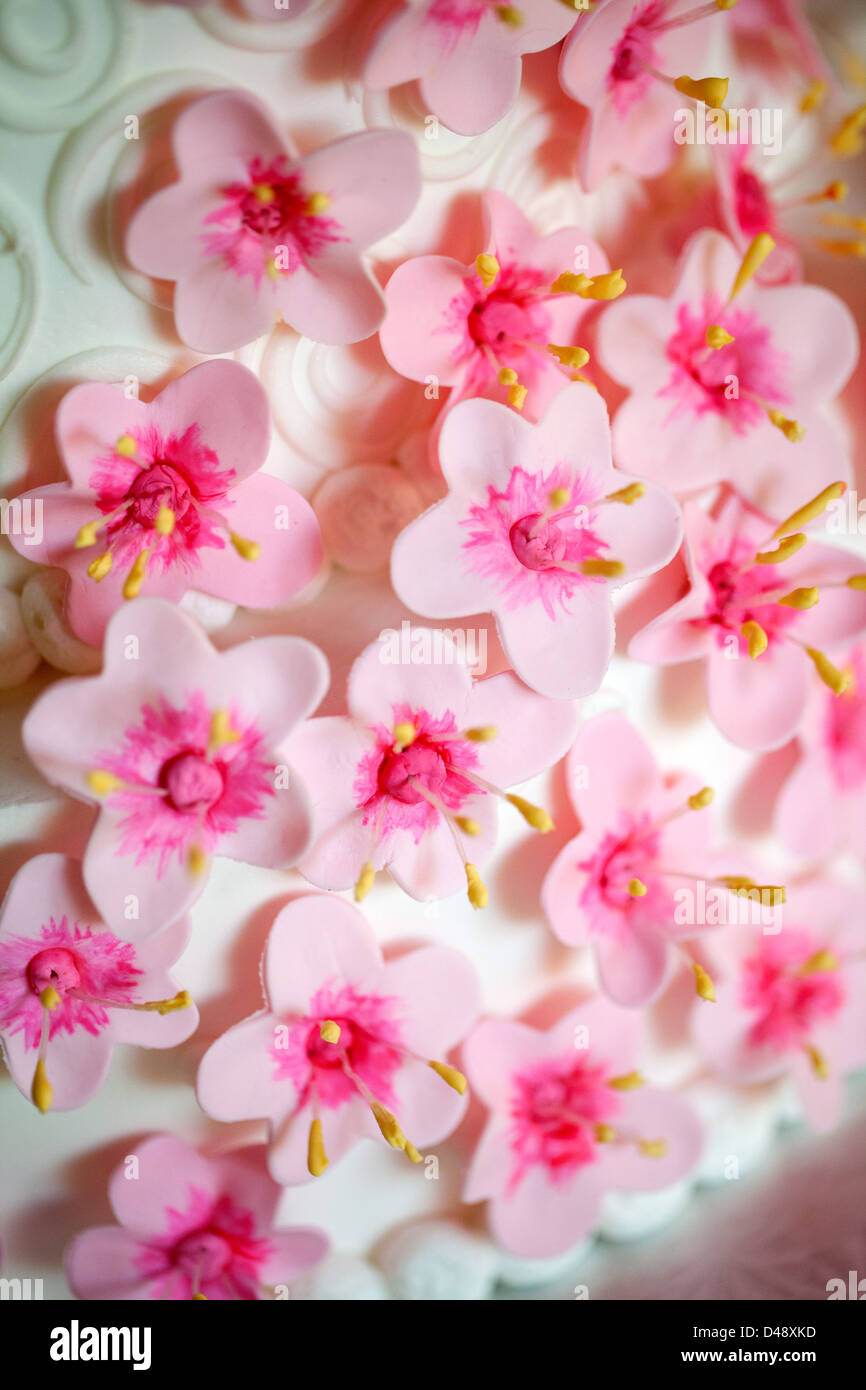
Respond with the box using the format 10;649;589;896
174;1229;234;1281
508;1054;619;1190
272;984;404;1112
702;545;799;652
162;753;226;815
741;931;845;1051
606;1;662;115
509;513;569;570
426;0;487;39
26;946;81;999
126;462;193;529
445;264;552;383
377;743;449;805
734;167;775;238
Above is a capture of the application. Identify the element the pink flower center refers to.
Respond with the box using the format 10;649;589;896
26;946;81;999
509;514;569;570
508;1053;619;1191
377;743;449;805
702;544;799;652
821;649;866;790
444;264;552;383
127;462;193;529
741;930;846;1052
426;0;487;39
734;167;776;238
272;983;404;1112
607;1;663;115
137;1190;275;1299
174;1230;234;1281
161;753;225;814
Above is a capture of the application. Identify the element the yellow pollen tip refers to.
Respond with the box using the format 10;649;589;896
31;1058;52;1114
817;238;866;259
551;269;626;300
148;990;192;1015
692;961;716;1002
116;434;138;457
594;1123;616;1143
804;1042;829;1080
799;79;825;114
674;75;729;109
638;1138;668;1158
628;878;647;897
806;647;852;697
187;844;208;877
495;3;523;24
209;707;239;751
705;323;734;349
730;233;776;298
778;587;819;610
465;863;488;910
122;550;149;600
606;481;646;505
429;1059;468;1095
816;181;849;203
87;769;124;797
265;257;283;281
548;487;571;509
252;183;276;204
772;481;846;537
307;1117;329;1176
475;253;500;289
766;407;806;443
354;861;375;903
370;1101;406;1150
230;532;261;562
715;0;738;8
547;344;590;370
688;786;714;810
455;816;481;836
74;521;100;550
155;505;175;536
506;793;554;833
404;1141;423;1164
846;575;866;591
320;1019;341;1044
87;551;112;582
465;725;497;741
754;532;807;565
800;950;838;975
608;1071;646;1091
192;1293;208;1301
829;103;866;158
40;985;62;1011
741;619;768;659
719;875;756;891
580;558;625;578
305;192;331;215
508;383;527;411
498;367;518;386
392;721;416;750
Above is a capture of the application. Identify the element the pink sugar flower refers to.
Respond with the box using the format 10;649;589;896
596;229;858;516
542;711;742;1007
0;855;197;1114
462;997;703;1257
197;894;481;1184
363;0;577;137
380;190;609;427
22;600;328;942
775;644;866;861
630;489;866;751
126;89;421;353
390;383;682;700
285;625;577;907
65;1135;328;1300
692;877;866;1133
7;359;322;648
729;0;830;84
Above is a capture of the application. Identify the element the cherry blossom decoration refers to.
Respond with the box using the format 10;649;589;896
630;489;866;751
462;998;703;1257
285;625;577;909
197;894;480;1184
380;189;611;428
692;877;866;1133
541;712;776;1007
390;383;682;700
596;229;858;516
65;1135;329;1300
126;89;421;353
363;0;578;137
22;600;329;942
0;855;197;1115
7;359;323;649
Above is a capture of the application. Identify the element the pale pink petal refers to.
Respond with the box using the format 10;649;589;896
109;1134;216;1232
347;626;473;726
193;473;323;607
380;255;470;385
297;131;420;252
488;1164;603;1257
706;641;810;750
65;1228;155;1300
466;672;578;787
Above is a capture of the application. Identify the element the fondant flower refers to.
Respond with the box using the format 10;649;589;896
22;600;328;942
126;89;421;353
559;0;731;190
542;712;753;1007
692;877;866;1133
462;997;703;1257
630;488;866;750
730;0;830;84
390;384;682;700
775;643;866;861
7;360;323;648
0;855;197;1114
197;894;481;1184
596;229;858;515
363;0;577;136
285;625;577;907
380;190;609;427
65;1135;329;1300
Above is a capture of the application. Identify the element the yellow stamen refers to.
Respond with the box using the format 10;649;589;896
608;1071;646;1091
692;961;716;1002
688;786;714;810
87;551;112;581
305;192;331;215
846;575;866;591
209;708;239;752
429;1060;468;1095
606;481;645;505
829;103;866;158
116;434;138;457
354;861;375;903
140;990;192;1015
799;79;825;114
674;75;729;109
729;233;775;299
495;4;523;24
155;505;175;536
551;269;626;300
705;323;734;349
192;1293;208;1301
508;383;527;411
506;793;554;833
715;0;738;8
754;533;807;565
628;878;647;897
320;1019;341;1044
265;257;283;281
741;620;768;659
122;550;149;600
498;367;518;386
804;1042;829;1080
87;770;124;797
40;986;62;1011
465;725;497;741
806;181;849;204
815;238;866;259
392;721;416;750
800;950;838;975
230;532;261;562
772;482;846;537
187;844;208;876
455;816;480;836
594;1123;616;1143
638;1138;668;1158
307;1117;329;1176
404;1141;423;1164
767;407;805;443
370;1101;406;1149
75;521;100;550
31;1059;52;1114
806;647;852;696
580;558;625;578
476;253;500;289
548;487;571;509
547;344;590;370
465;863;487;910
252;183;275;204
778;587;819;610
821;213;866;234
719;877;785;905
